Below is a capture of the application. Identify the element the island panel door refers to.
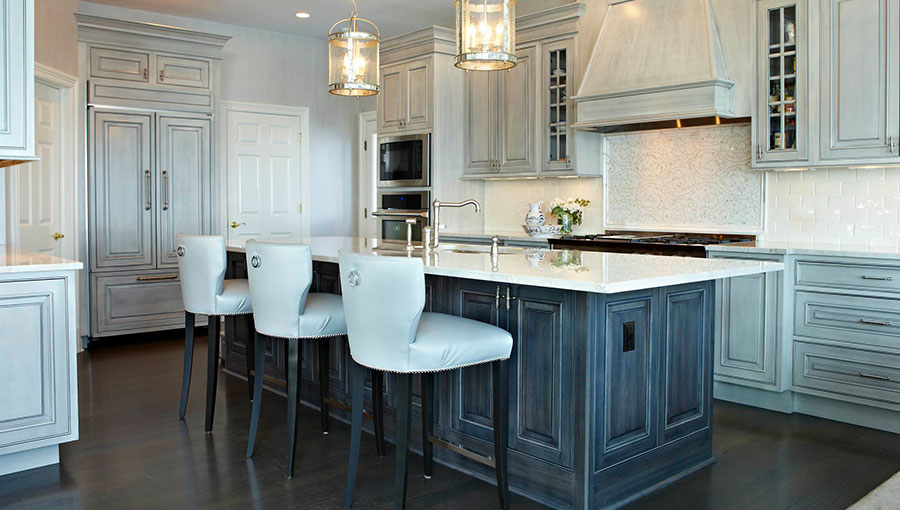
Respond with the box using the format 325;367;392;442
448;278;505;447
659;283;713;444
595;292;657;470
506;284;575;468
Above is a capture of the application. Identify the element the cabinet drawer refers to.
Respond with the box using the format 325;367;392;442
92;272;185;336
156;55;210;89
795;259;900;295
794;342;900;405
90;47;150;83
794;291;900;349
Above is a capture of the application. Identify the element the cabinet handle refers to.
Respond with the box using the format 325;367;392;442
861;275;893;281
757;144;763;161
137;274;178;281
890;136;896;154
145;170;152;210
495;285;501;310
162;170;169;211
142;68;149;80
159;69;165;82
504;285;517;311
859;318;892;326
859;371;891;381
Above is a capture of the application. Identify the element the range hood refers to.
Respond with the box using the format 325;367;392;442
573;0;735;129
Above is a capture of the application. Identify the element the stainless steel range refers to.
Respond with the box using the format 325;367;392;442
549;231;755;257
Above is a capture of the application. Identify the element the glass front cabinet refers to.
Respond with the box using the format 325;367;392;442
542;38;575;172
754;0;809;166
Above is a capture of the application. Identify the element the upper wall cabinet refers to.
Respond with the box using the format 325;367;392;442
0;0;35;161
754;0;809;166
378;56;433;134
753;0;899;168
819;0;899;163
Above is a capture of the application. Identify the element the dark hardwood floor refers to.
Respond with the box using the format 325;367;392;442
1;331;899;509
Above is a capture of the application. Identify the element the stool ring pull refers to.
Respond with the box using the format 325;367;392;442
347;269;360;287
176;246;185;257
250;255;261;268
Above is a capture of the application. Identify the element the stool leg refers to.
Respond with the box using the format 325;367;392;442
285;340;302;478
319;340;330;434
344;361;366;509
394;373;413;510
492;360;510;510
246;322;255;403
204;315;221;433
372;370;385;456
178;311;195;420
246;332;267;457
421;372;434;478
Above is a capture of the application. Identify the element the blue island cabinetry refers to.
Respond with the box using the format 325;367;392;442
223;255;714;509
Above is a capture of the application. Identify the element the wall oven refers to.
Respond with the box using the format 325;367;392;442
373;191;430;242
378;133;430;188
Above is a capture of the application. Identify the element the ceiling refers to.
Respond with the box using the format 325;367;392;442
84;0;456;39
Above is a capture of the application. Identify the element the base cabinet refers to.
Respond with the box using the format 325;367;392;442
0;269;80;476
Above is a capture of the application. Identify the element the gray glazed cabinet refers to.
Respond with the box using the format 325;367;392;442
464;45;536;176
0;0;35;160
378;56;432;134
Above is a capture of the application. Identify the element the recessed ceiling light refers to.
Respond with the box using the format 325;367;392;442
295;12;310;18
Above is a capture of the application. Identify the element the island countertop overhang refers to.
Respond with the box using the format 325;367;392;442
225;236;784;294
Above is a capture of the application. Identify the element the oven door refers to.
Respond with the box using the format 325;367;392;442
379;134;430;188
374;190;430;242
378;215;426;242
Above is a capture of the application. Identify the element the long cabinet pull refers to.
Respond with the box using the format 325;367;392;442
137;274;178;282
162;170;169;211
890;136;896;154
861;275;894;281
144;170;152;211
859;371;892;382
859;318;892;326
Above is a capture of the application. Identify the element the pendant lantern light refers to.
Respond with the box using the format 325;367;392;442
328;0;380;96
454;0;517;71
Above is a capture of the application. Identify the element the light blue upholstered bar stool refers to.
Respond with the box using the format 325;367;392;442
175;234;253;432
338;250;514;510
243;240;388;479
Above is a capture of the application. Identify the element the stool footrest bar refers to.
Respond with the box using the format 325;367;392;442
324;397;374;421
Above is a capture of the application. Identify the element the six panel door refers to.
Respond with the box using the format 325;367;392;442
91;110;155;271
157;115;210;267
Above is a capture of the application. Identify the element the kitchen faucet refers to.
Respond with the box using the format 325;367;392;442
431;199;481;248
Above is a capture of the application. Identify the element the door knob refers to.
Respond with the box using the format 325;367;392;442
230;221;246;229
53;232;64;240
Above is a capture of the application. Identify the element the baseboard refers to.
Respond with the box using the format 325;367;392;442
714;381;795;413
0;445;59;477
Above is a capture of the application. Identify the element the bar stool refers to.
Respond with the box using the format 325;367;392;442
338;251;513;510
175;234;253;432
243;240;386;478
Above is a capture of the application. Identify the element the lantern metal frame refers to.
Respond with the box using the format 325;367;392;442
454;0;517;71
328;1;380;97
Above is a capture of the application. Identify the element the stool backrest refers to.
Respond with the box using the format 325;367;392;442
175;234;226;315
245;240;313;338
338;250;426;372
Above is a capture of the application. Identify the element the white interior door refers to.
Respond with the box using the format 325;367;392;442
226;109;303;241
8;81;64;256
359;112;378;238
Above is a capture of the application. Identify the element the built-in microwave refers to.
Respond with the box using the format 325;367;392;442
373;190;430;242
378;133;430;188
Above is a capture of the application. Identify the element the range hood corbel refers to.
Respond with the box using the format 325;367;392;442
573;0;735;129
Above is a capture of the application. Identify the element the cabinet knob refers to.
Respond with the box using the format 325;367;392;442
53;232;64;241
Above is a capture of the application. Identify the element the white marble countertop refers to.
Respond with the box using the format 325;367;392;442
705;240;900;259
0;246;83;273
226;237;783;294
440;229;550;244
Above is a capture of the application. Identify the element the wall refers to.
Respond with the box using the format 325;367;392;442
765;168;900;248
35;0;79;76
77;2;364;237
483;177;603;234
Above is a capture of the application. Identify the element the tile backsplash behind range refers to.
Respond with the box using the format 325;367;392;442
483;178;604;234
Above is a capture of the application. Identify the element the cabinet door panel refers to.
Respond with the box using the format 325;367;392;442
89;47;150;83
379;65;403;132
91;111;155;270
405;59;431;129
92;272;184;335
157;55;210;89
820;0;900;160
157;116;210;267
660;285;711;443
500;46;536;173
465;71;496;173
0;0;33;155
715;271;779;385
0;279;73;451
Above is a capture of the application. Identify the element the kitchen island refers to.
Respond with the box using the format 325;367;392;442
222;237;783;509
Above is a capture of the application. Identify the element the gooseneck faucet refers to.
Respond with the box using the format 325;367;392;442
431;199;481;248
